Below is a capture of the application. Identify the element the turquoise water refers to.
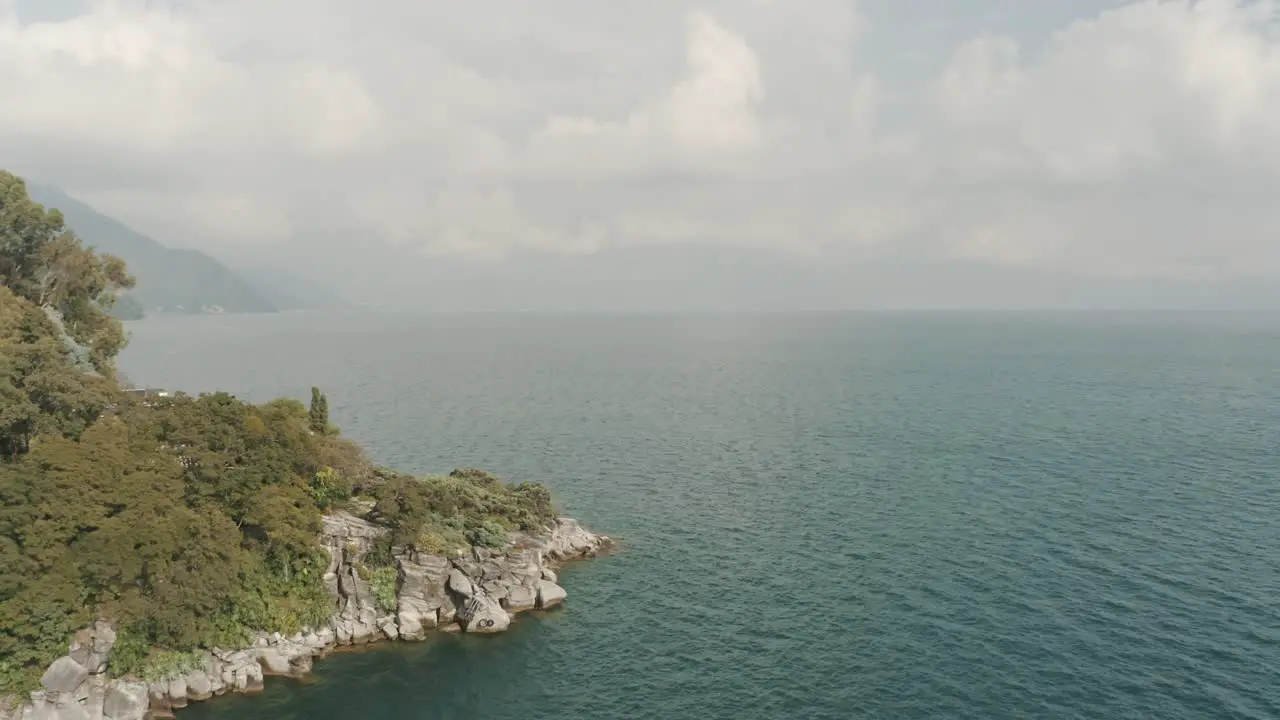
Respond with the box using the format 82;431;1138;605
118;312;1280;719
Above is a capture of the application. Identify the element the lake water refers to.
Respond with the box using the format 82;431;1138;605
117;311;1280;719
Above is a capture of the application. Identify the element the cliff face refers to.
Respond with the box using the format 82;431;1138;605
0;516;609;720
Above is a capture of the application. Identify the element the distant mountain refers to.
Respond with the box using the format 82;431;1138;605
233;266;350;311
26;185;276;315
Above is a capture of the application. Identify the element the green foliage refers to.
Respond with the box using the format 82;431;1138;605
361;535;396;570
0;171;134;374
369;567;398;614
0;286;118;458
467;519;510;549
414;513;469;557
308;467;350;510
106;625;151;679
138;650;207;683
371;469;557;554
308;387;328;435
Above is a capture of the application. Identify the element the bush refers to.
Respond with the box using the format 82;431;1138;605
107;626;151;679
362;536;395;569
139;650;207;683
466;519;510;549
369;567;398;614
369;470;557;555
308;467;351;510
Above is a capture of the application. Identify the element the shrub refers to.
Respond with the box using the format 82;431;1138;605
467;519;509;549
107;626;151;679
308;467;351;510
362;536;395;569
369;567;398;614
139;649;207;683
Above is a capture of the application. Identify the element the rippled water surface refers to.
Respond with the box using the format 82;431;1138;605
118;312;1280;719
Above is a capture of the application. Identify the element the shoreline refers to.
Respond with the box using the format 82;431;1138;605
0;515;612;720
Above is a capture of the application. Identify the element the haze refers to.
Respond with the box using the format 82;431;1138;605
3;0;1279;310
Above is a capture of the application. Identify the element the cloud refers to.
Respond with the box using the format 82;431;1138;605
529;10;765;177
924;0;1280;277
2;0;1280;287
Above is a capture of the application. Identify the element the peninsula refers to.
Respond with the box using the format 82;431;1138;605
0;170;609;720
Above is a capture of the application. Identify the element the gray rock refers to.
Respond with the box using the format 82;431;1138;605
333;619;354;645
68;622;115;676
102;681;148;720
503;585;538;612
541;568;558;583
395;555;450;640
208;665;226;696
147;683;169;710
41;657;88;695
258;649;292;675
81;676;105;720
166;677;187;708
447;569;474;598
291;654;314;675
309;628;336;649
452;559;482;579
456;593;511;634
335;564;380;644
27;694;90;720
231;660;264;693
438;597;458;627
480;580;511;600
540;517;609;561
185;671;212;701
537;580;568;609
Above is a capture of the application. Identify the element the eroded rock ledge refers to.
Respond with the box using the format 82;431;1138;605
0;516;609;720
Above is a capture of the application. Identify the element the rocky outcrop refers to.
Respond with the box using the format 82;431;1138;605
0;516;610;720
0;622;143;720
323;513;385;646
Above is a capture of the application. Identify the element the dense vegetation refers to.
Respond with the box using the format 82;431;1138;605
0;171;556;695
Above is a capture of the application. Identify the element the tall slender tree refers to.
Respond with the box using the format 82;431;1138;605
309;386;329;434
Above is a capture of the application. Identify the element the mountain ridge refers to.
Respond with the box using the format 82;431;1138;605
25;184;276;315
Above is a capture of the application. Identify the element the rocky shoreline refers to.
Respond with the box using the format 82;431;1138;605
0;515;610;720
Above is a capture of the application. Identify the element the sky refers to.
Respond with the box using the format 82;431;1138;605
3;0;1280;310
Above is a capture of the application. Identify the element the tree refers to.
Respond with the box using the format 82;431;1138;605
0;287;116;459
0;171;134;374
308;386;329;435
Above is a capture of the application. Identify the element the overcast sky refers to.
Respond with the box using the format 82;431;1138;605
4;0;1280;309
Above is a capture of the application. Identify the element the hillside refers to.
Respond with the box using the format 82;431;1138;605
25;185;276;315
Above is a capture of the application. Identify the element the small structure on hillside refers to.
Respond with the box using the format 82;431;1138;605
123;387;170;400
